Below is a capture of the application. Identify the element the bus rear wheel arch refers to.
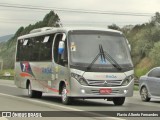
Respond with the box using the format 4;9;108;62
26;80;42;98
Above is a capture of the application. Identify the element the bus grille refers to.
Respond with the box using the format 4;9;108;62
87;79;122;87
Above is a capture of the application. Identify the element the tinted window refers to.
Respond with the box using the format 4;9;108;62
16;34;54;62
53;34;62;64
148;68;160;78
53;34;68;66
68;30;133;68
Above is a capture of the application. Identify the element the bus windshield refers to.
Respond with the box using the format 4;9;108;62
68;30;133;69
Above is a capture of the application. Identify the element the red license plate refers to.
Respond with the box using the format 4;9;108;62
100;88;112;94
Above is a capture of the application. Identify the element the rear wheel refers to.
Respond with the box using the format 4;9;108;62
28;82;42;98
61;85;72;105
113;97;125;106
140;86;150;102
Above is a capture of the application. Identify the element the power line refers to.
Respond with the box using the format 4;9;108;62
0;2;154;17
0;20;148;25
0;8;47;13
0;20;30;24
0;17;39;22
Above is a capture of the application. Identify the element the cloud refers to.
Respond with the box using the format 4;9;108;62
0;0;159;35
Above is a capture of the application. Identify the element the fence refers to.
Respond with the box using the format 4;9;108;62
0;75;14;80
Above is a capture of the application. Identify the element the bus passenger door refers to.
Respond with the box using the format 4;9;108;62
52;33;69;88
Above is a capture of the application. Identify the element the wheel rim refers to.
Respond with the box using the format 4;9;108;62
141;87;147;100
62;88;67;102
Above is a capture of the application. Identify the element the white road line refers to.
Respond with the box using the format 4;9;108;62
0;92;81;111
0;93;125;120
0;117;8;120
0;84;16;88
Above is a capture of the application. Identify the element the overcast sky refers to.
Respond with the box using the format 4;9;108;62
0;0;160;36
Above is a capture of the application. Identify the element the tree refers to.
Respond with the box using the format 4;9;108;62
149;42;160;66
108;24;120;30
14;27;24;37
151;12;160;24
0;10;61;69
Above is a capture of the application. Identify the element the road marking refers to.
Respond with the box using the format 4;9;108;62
0;117;8;120
0;92;81;111
0;93;125;120
0;84;16;88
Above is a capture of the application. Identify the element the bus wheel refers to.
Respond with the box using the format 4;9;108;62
61;85;72;105
113;97;125;106
28;83;42;98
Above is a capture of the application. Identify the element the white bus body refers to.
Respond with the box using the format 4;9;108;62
15;27;134;105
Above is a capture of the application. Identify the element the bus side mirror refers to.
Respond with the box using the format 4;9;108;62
62;33;66;41
126;39;131;52
58;41;65;54
128;44;131;51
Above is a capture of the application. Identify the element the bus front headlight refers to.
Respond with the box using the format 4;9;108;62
122;75;134;86
71;73;88;86
78;77;88;86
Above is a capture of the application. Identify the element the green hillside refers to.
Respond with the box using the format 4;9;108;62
0;11;60;69
123;12;160;77
0;34;14;43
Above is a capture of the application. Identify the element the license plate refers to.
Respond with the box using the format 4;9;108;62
100;88;112;94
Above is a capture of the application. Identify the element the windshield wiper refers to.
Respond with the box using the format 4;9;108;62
99;45;122;70
99;44;106;64
87;44;122;70
87;45;104;70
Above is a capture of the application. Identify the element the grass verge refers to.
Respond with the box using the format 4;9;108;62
0;69;14;80
134;85;139;91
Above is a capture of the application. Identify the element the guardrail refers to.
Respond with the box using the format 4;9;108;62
0;75;14;80
134;78;139;86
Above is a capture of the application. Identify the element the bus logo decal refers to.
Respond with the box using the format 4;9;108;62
104;81;108;85
20;62;34;77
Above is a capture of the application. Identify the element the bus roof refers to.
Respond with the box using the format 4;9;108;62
18;27;122;40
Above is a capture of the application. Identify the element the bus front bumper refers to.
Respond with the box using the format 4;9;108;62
68;79;134;98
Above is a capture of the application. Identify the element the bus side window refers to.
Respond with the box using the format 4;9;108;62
16;40;23;61
53;34;68;66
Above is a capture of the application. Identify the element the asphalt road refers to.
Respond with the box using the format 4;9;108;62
0;80;160;120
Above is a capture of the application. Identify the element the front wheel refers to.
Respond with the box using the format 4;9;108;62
61;85;72;105
140;86;150;102
113;97;125;106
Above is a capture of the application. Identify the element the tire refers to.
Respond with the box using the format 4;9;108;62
140;86;150;102
34;91;42;98
113;97;125;106
28;83;42;98
61;85;72;105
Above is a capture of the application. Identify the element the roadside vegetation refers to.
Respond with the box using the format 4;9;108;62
110;12;160;78
0;69;14;80
134;85;139;91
